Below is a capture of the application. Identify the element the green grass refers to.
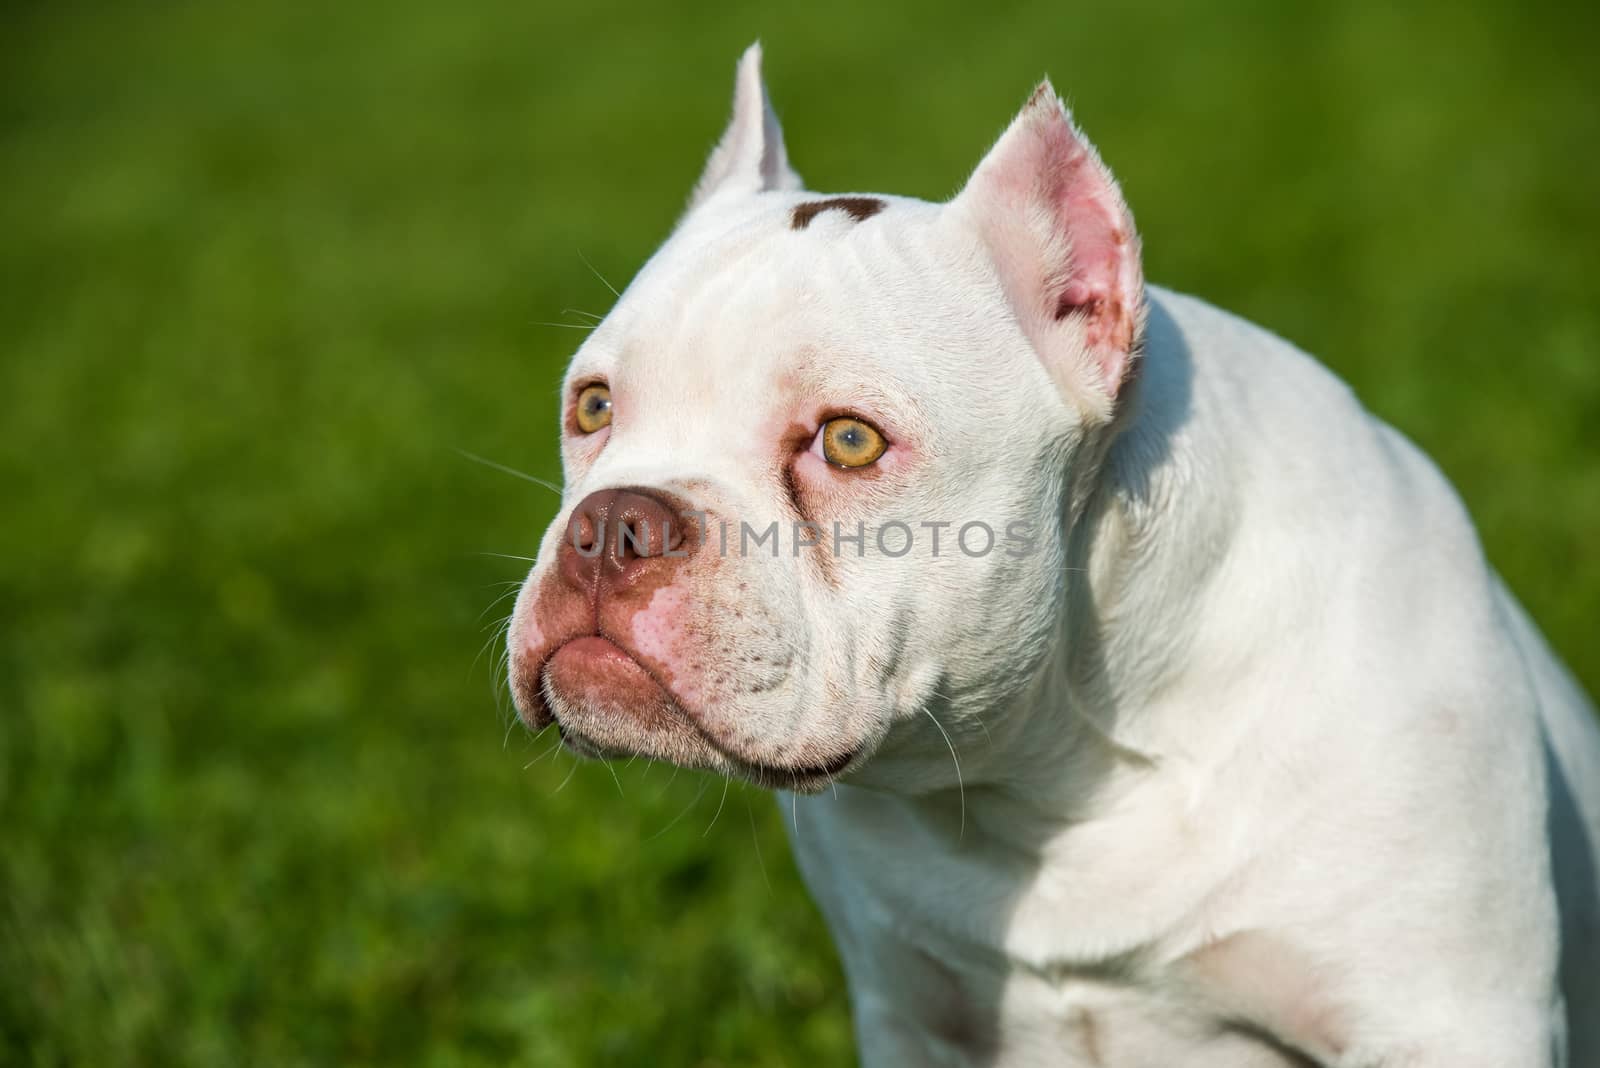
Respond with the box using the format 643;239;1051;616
2;1;1597;1064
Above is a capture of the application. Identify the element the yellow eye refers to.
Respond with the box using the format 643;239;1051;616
820;416;887;468
574;384;612;434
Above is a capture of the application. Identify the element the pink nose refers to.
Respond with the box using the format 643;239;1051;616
558;487;689;593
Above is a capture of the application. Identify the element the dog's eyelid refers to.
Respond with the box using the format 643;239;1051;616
813;407;892;442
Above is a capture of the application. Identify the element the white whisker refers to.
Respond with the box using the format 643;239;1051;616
578;248;622;299
703;777;731;837
476;587;520;624
552;754;581;793
920;703;966;842
524;736;565;769
455;449;564;496
746;800;773;893
471;613;512;676
927;685;991;748
654;763;681;801
602;759;625;798
504;710;529;751
644;777;710;841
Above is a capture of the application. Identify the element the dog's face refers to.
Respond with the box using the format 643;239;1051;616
507;46;1144;792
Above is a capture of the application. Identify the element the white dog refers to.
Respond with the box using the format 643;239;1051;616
507;45;1600;1066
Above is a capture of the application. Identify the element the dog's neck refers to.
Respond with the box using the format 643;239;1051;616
898;292;1248;853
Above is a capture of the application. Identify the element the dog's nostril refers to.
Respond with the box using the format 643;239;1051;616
571;511;599;552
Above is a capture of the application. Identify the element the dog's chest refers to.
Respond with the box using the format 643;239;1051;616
848;931;1316;1068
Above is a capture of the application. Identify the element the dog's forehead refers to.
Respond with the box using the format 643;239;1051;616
572;193;952;398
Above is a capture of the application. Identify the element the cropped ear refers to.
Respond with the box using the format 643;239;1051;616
955;82;1144;417
688;43;804;209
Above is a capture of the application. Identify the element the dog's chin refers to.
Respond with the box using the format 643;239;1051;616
539;636;860;793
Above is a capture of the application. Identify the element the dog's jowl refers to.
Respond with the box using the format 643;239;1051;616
507;44;1600;1067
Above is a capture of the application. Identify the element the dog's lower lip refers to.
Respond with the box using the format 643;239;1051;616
555;716;857;786
554;722;629;760
542;638;857;785
729;746;858;790
779;748;855;778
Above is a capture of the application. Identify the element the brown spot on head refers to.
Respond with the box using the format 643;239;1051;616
790;196;886;230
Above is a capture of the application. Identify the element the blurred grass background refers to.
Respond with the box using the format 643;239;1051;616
2;0;1596;1064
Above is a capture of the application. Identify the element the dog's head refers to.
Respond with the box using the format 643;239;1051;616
507;45;1144;793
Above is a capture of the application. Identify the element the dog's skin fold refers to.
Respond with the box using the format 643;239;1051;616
507;43;1600;1067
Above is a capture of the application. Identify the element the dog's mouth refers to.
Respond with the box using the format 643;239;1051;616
538;635;858;792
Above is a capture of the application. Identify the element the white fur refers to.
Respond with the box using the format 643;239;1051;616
509;45;1600;1066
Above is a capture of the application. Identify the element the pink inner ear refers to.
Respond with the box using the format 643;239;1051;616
1041;122;1139;358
